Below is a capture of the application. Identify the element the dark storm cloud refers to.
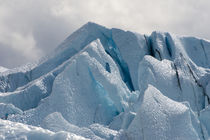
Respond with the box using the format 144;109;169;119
0;0;210;68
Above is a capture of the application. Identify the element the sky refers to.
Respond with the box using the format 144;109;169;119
0;0;210;68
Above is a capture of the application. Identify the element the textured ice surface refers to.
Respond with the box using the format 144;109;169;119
126;85;202;140
0;119;88;140
111;29;149;90
138;55;205;112
1;22;210;139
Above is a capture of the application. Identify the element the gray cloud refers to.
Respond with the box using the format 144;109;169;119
0;0;210;68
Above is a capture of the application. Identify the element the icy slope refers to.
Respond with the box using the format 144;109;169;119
0;22;210;139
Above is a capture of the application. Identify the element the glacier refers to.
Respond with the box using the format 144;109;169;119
0;22;210;140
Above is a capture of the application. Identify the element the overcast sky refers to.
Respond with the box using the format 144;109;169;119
0;0;210;68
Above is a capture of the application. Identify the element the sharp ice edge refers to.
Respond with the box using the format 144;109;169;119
0;22;210;139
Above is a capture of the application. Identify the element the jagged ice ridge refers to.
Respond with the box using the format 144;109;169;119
0;22;210;140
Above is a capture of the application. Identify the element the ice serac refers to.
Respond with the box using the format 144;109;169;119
1;22;210;140
138;55;206;112
0;22;135;98
111;29;149;90
0;73;55;111
147;31;210;68
9;39;130;128
126;85;202;140
0;22;109;93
